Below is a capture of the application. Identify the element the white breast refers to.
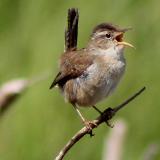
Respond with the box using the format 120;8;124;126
86;59;125;103
75;47;126;106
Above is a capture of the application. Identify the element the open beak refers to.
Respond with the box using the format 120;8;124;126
115;32;135;49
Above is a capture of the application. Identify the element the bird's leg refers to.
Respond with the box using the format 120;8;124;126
72;104;85;122
72;104;97;136
92;105;114;128
92;105;102;114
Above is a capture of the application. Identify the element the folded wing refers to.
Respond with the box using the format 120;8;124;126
50;51;94;89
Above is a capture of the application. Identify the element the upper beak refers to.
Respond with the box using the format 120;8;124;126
114;31;135;49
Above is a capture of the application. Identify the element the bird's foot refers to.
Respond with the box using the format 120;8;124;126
83;120;97;137
83;120;97;129
106;120;114;128
92;105;114;128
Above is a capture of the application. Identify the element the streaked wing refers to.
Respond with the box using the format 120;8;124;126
50;50;94;89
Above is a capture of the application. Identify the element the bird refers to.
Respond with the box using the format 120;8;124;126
50;8;134;129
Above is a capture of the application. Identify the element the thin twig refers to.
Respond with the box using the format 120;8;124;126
113;87;146;112
55;87;146;160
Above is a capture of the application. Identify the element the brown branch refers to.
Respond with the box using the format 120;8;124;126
55;87;146;160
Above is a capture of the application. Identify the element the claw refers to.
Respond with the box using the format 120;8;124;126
83;120;97;137
92;105;114;128
106;120;114;128
83;120;97;129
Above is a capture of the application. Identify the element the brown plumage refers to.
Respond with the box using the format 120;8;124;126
49;50;95;89
92;23;131;35
65;8;79;51
50;8;133;128
50;8;80;89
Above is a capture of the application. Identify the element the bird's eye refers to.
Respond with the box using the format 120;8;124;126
105;33;111;39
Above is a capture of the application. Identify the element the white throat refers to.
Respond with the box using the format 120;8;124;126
92;45;125;60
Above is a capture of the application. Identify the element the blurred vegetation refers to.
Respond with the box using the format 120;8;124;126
0;0;160;160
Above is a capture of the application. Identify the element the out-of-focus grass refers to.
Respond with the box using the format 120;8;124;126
0;0;160;160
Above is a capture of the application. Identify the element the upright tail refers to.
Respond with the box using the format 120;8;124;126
65;8;79;51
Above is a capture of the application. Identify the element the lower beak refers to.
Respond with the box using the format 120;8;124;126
117;41;135;49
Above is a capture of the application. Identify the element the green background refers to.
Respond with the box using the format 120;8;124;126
0;0;160;159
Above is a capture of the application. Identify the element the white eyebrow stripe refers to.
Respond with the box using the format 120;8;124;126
95;31;108;37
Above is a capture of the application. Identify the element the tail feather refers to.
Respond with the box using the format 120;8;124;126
65;8;79;51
